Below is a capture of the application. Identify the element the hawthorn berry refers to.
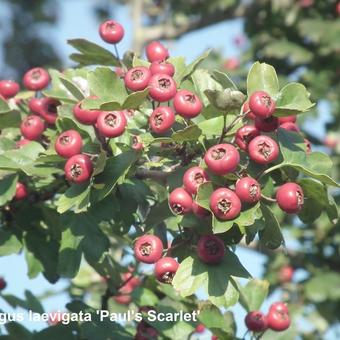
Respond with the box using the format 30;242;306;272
23;67;50;91
134;235;164;264
248;135;279;165
249;91;276;118
183;166;209;195
119;272;141;293
132;135;143;150
0;80;20;98
96;111;127;138
15;138;31;148
154;257;179;284
269;302;289;315
243;101;256;120
279;122;300;132
20;115;45;140
146;41;169;62
73;98;101;125
204;143;240;176
37;97;60;124
0;277;6;290
99;20;124;44
173;89;202;118
267;310;291;332
64;154;93;184
210;188;241;220
235;125;260;151
195;324;205;333
211;336;218;340
150;61;175;77
148;74;177;102
136;320;159;340
15;182;28;200
55;130;83;158
47;311;66;326
28;97;44;114
245;311;268;332
124;67;151;92
149;106;175;134
192;201;210;217
278;265;294;283
276;182;304;214
255;116;279;132
304;138;312;154
169;187;193;215
235;177;261;203
197;235;225;264
113;294;132;305
278;115;296;124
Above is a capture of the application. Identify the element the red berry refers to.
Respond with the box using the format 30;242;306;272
0;80;20;98
73;99;101;125
64;154;93;184
249;91;276;118
15;138;31;148
337;2;340;15
96;111;127;138
134;235;164;264
323;136;337;149
146;41;169;62
23;67;50;91
276;182;304;214
204;143;240;176
248;135;279;165
183;166;209;195
278;115;296;124
304;138;312;154
267;310;290;332
235;177;261;203
37;97;60;124
269;302;289;315
279;122;300;133
124;67;151;92
192;201;210;217
223;57;239;71
235;125;260;151
149;106;175;134
211;336;218;340
47;311;66;326
20;115;45;140
243;101;256;120
115;67;126;78
195;324;205;333
197;235;225;264
132;135;143;150
28;98;43;114
150;61;175;77
154;257;179;284
119;272;141;293
255;116;279;132
148;74;177;102
0;277;6;290
210;188;241;220
99;20;124;44
173;89;202;118
245;311;268;332
55;130;83;158
113;294;132;305
169;188;193;215
15;182;28;200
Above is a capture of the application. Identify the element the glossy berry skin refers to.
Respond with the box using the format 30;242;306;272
154;257;179;284
124;67;151;92
173;90;202;119
270;302;289;315
37;97;60;124
73;99;101;125
276;182;304;214
197;235;225;264
20;115;45;140
134;235;164;264
279;122;300;133
267;310;291;332
0;80;20;98
243;101;256;120
15;182;28;200
96;111;127;138
235;125;260;151
150;61;175;77
249;91;276;118
146;41;169;62
210;188;241;220
99;20;124;44
192;201;210;217
235;177;261;203
169;187;193;215
183;166;209;195
278;115;296;124
0;277;6;290
148;74;177;102
204;143;240;176
195;324;205;333
64;154;93;184
255;116;279;132
23;67;50;91
149;106;175;134
245;311;268;332
28;98;43;114
248;136;279;165
55;130;83;158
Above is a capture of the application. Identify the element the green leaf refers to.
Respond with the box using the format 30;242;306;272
59;76;85;101
275;83;314;116
180;49;211;81
173;251;251;308
211;69;238;90
131;287;159;306
0;174;18;206
68;39;120;67
56;184;91;214
238;279;269;312
172;125;202;142
5;322;32;339
305;272;340;302
24;290;44;313
0;98;11;113
0;230;22;256
122;88;149;109
169;56;186;84
204;89;246;111
259;204;284;249
247;62;279;97
0;110;21;129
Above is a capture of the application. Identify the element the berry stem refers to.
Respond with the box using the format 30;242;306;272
95;128;112;156
113;44;126;71
261;194;276;202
